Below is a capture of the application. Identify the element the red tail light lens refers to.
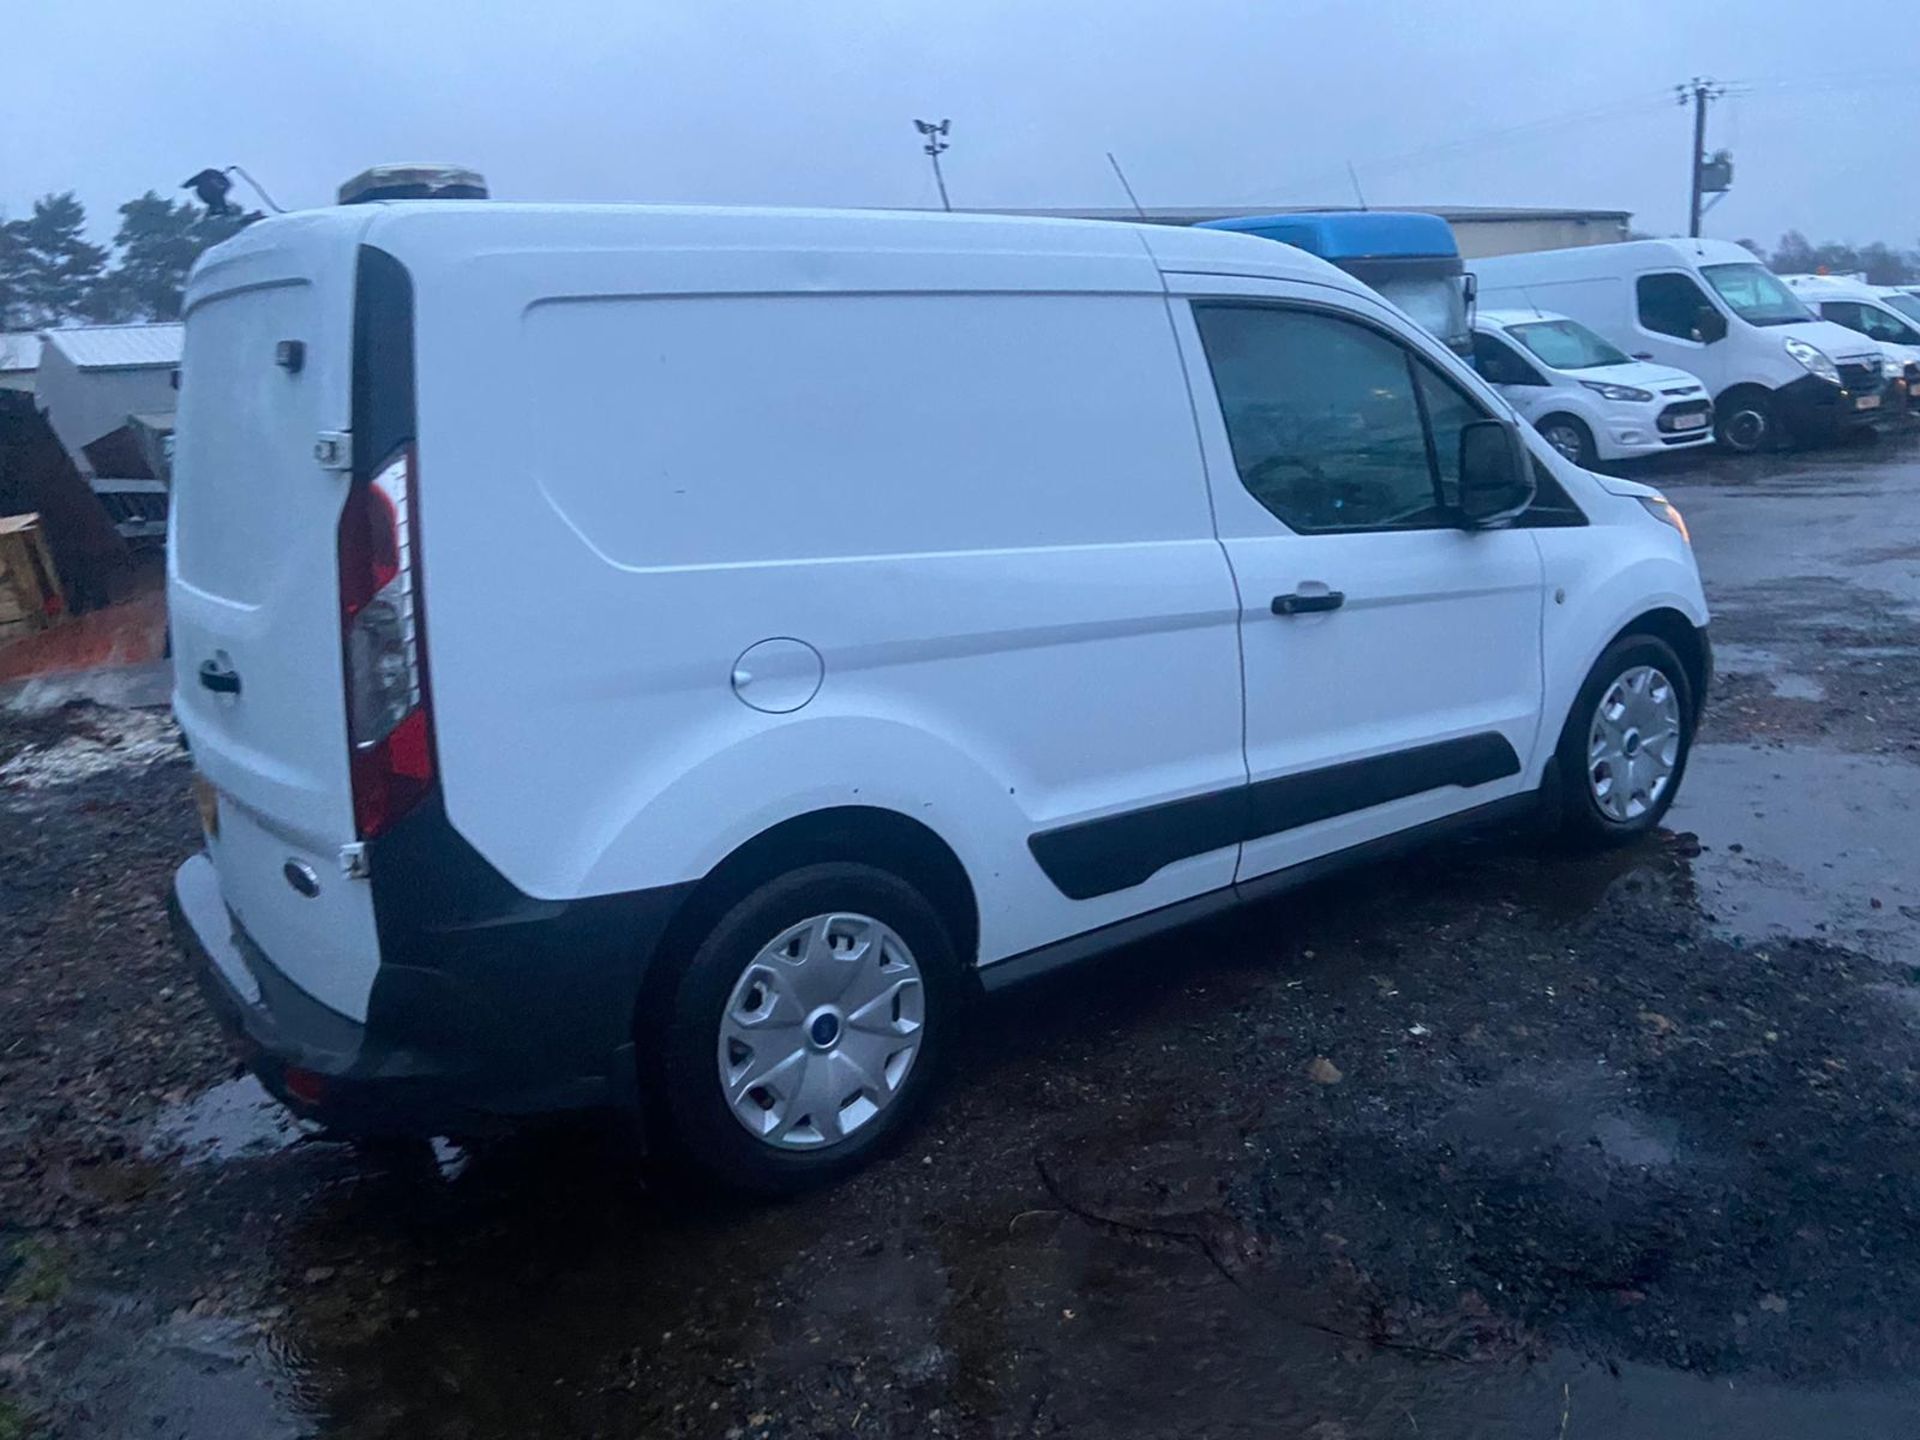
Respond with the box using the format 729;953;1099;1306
339;447;433;837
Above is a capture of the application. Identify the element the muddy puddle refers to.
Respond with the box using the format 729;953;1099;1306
1672;743;1920;965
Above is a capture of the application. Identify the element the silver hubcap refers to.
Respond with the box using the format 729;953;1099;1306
1587;665;1681;823
1543;424;1585;462
1724;408;1767;451
718;912;925;1150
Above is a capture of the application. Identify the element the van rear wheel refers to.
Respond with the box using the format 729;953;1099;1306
655;863;958;1193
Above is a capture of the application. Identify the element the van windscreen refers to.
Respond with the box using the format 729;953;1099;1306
1701;264;1812;327
1506;318;1630;371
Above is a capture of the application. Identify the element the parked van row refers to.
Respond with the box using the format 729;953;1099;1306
168;199;1710;1191
1473;239;1895;454
1191;215;1900;460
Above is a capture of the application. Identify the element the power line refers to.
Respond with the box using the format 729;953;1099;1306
1248;89;1675;204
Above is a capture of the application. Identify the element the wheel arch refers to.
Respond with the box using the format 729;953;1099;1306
636;805;981;1033
1535;410;1593;438
1610;606;1711;724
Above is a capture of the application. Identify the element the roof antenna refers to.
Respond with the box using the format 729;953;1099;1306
1107;152;1148;219
1345;161;1368;211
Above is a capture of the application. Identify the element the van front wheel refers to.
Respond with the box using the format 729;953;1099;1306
1536;414;1596;467
1715;388;1776;453
656;863;959;1193
1552;635;1695;848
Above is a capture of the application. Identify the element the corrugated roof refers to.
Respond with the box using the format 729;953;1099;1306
0;332;38;373
43;323;183;371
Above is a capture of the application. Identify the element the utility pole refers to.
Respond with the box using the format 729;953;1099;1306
1678;77;1726;237
913;119;952;212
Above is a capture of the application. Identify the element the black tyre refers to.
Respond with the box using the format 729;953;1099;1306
1715;388;1776;453
1536;414;1597;467
654;862;959;1193
1551;634;1695;849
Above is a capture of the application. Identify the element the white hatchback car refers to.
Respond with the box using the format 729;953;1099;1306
167;199;1711;1192
1472;309;1714;465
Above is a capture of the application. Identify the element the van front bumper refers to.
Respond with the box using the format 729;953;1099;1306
169;851;691;1137
1774;374;1889;443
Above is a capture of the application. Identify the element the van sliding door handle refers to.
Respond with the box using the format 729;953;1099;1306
1271;590;1345;616
197;660;241;695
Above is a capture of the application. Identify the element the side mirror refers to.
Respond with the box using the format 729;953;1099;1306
1457;419;1536;528
1693;305;1729;344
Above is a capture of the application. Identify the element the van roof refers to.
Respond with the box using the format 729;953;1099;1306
1198;211;1459;260
1474;236;1763;273
189;201;1369;302
1780;272;1880;302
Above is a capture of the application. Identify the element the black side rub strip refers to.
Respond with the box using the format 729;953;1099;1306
1028;732;1522;900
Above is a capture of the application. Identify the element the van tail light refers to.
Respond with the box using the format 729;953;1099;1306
338;446;434;838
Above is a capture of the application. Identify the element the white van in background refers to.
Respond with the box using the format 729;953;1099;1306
1471;308;1713;465
1880;287;1920;329
1474;239;1889;453
1781;273;1920;408
167;201;1710;1192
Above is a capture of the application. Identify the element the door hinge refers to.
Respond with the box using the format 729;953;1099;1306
314;431;352;471
338;842;371;880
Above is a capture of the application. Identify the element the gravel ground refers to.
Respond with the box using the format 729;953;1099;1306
3;433;1919;1439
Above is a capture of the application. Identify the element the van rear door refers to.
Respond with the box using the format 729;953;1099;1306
168;212;384;1022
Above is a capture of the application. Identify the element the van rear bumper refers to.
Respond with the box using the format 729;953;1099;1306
170;851;691;1136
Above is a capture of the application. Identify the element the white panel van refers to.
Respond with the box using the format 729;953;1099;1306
1474;239;1889;453
1781;273;1920;406
168;203;1710;1191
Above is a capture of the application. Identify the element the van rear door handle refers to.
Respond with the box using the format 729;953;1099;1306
1632;351;1654;360
1271;590;1345;616
198;660;241;695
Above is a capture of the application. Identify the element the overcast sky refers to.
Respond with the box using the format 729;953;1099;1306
6;0;1914;250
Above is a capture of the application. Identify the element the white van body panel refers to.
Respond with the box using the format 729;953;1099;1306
168;203;1712;1134
1472;239;1881;403
359;205;1252;964
1158;271;1548;881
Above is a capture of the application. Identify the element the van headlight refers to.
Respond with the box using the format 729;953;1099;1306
1638;494;1691;545
1883;355;1902;380
1581;380;1654;402
1784;337;1841;385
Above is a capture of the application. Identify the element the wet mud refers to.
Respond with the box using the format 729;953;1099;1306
4;435;1920;1438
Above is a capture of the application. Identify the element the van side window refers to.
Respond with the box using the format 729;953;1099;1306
1843;299;1920;343
1818;300;1864;333
1412;359;1490;509
1472;333;1545;387
1637;272;1716;340
1192;305;1455;533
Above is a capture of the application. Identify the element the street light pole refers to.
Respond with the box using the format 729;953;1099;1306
913;119;952;212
